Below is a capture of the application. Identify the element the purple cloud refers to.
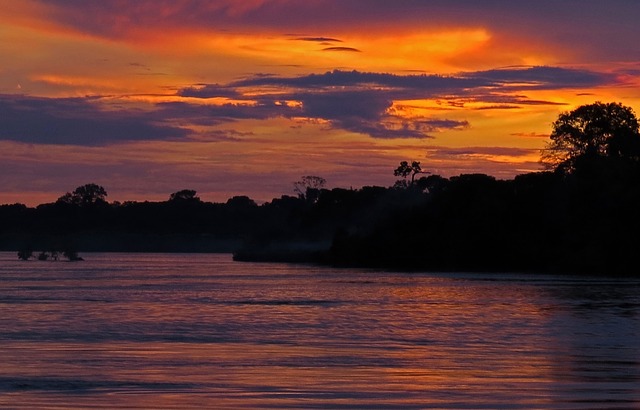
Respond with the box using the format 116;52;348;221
0;65;619;146
155;100;301;125
467;66;614;89
228;66;613;96
0;95;188;145
173;66;616;139
293;37;343;43
230;69;482;91
178;84;243;99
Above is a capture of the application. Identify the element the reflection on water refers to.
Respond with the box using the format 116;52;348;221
0;252;638;409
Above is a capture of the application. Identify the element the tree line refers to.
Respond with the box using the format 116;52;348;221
237;101;640;275
0;186;262;254
2;102;639;275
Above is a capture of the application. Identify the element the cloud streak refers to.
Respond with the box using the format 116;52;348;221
177;66;617;139
0;95;188;145
293;37;343;43
10;0;638;66
322;47;361;52
0;65;620;146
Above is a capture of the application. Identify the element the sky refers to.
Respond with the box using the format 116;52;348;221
1;0;640;205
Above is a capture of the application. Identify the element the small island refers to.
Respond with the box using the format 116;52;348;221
2;102;639;276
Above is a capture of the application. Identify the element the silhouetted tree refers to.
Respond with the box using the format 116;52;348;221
293;176;326;202
17;249;33;261
541;102;640;173
169;189;200;202
417;174;449;194
63;249;83;261
226;195;257;208
57;183;108;206
394;161;428;185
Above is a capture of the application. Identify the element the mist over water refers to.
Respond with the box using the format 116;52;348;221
0;253;638;409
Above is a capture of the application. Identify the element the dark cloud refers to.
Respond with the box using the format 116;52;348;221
290;91;469;138
170;83;469;139
294;90;419;138
462;94;568;108
230;69;483;91
173;66;615;139
229;66;612;94
474;105;522;110
155;100;301;125
420;119;469;131
322;47;361;52
293;37;342;43
1;64;615;146
426;146;536;158
0;95;188;145
296;90;388;120
355;119;469;139
178;84;243;99
334;118;430;139
467;66;615;89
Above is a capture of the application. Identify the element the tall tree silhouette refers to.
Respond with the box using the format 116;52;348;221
541;102;640;173
293;176;326;202
394;161;427;185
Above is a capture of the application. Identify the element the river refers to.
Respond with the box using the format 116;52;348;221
0;252;638;408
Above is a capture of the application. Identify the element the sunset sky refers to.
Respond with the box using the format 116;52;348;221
1;0;640;205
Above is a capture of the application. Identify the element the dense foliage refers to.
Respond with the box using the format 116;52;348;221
542;102;640;173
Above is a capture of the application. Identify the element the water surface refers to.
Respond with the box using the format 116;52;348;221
0;253;638;408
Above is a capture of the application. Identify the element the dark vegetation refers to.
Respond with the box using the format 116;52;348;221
2;102;639;275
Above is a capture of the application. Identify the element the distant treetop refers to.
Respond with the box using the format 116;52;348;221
57;183;108;207
169;189;200;202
